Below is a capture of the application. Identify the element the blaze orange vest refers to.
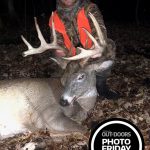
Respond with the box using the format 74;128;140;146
49;8;92;56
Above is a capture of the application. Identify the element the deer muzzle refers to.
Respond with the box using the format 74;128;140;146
60;95;76;107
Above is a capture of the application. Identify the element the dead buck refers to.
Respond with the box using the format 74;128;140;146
0;13;113;139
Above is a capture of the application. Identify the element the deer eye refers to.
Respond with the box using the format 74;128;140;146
77;73;85;80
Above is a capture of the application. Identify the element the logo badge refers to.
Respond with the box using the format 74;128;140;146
89;118;144;150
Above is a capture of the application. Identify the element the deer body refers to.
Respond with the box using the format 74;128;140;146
0;60;112;139
0;78;88;139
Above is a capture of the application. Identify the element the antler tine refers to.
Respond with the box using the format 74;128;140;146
82;28;99;48
34;17;47;47
88;12;106;46
21;12;65;57
63;47;97;60
51;12;57;44
21;35;33;50
63;12;106;61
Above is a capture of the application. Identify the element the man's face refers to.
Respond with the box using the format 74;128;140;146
60;0;77;7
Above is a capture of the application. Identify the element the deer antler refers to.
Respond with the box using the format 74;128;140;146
63;12;106;61
21;12;66;57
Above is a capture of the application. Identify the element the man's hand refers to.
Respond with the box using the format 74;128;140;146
55;50;66;57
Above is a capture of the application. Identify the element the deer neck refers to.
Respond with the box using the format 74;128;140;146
77;88;97;112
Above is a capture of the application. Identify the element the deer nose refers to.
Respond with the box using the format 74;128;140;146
59;97;69;106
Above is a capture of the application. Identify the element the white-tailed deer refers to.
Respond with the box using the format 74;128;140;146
0;13;113;139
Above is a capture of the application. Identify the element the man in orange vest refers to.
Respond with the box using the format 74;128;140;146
49;0;120;100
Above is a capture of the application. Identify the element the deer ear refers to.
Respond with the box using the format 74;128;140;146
50;57;69;70
85;60;114;72
96;60;114;72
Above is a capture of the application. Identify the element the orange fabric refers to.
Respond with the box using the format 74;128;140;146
49;12;76;56
49;8;92;56
77;8;92;49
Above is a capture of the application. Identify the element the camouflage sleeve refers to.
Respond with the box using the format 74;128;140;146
85;3;107;40
49;26;70;56
85;3;116;60
49;28;65;48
